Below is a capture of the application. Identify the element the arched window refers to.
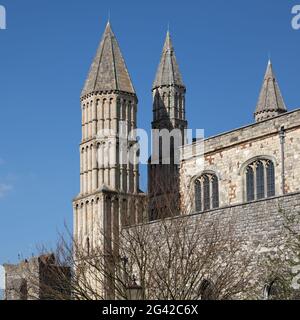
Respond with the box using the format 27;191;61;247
245;159;275;202
194;173;219;213
263;280;285;300
199;279;215;300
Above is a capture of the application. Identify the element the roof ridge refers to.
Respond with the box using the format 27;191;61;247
110;31;119;91
93;29;107;92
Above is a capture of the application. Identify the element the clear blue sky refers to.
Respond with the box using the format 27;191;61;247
0;0;299;268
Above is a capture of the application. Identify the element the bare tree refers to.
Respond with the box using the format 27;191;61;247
258;207;300;300
21;214;259;300
121;215;258;300
18;174;262;301
20;221;257;300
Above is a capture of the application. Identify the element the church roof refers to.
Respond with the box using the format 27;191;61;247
81;22;135;97
255;60;287;117
153;31;185;89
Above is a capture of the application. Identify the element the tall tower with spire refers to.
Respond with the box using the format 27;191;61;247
73;22;145;298
254;60;287;122
148;31;188;220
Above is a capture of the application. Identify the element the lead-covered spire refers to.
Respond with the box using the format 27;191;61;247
254;60;287;122
153;31;185;90
81;22;135;98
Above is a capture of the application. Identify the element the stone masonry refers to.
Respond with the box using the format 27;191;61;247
4;254;71;300
72;21;300;299
180;108;300;212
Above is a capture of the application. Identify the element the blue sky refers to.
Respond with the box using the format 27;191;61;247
0;0;300;272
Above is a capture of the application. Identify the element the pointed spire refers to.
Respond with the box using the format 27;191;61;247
153;31;184;90
254;60;287;122
81;22;135;97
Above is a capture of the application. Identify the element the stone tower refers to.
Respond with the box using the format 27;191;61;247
254;60;287;122
73;22;146;298
148;31;188;220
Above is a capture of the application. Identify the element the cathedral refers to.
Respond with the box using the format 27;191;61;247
72;21;300;298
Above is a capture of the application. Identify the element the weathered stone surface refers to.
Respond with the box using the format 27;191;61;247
74;23;300;299
140;192;300;298
180;108;300;209
149;31;187;219
4;255;71;300
255;60;287;122
74;22;146;299
153;31;184;89
81;22;135;98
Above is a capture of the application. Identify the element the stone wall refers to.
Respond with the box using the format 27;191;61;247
4;261;35;300
180;108;300;210
73;190;148;252
182;191;300;241
137;191;300;298
3;254;71;300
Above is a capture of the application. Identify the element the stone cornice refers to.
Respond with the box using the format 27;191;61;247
80;90;138;102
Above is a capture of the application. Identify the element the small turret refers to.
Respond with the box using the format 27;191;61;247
254;60;287;122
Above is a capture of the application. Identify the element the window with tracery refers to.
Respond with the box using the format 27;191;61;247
245;159;275;202
194;173;219;212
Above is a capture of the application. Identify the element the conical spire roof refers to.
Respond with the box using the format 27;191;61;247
254;60;287;121
81;22;135;97
153;31;184;89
